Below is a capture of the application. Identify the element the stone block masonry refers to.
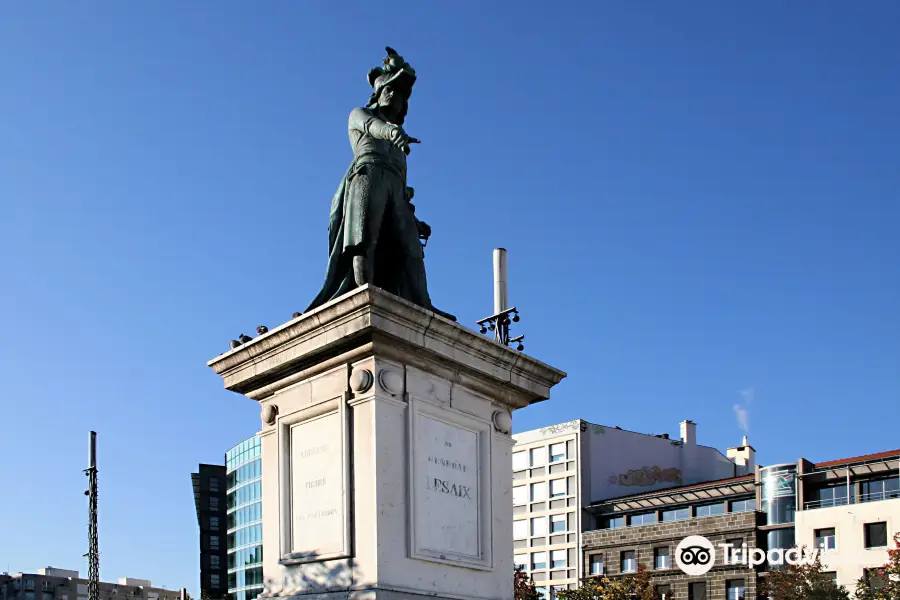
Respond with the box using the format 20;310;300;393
582;512;759;600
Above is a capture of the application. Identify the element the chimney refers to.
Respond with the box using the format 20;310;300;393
679;420;696;446
727;435;756;475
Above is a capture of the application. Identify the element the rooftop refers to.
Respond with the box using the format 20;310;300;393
813;448;900;469
589;474;756;512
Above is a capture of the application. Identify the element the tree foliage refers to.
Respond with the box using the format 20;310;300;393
761;552;849;600
556;565;656;600
854;533;900;600
515;566;542;600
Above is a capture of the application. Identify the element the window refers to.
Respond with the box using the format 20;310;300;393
630;511;657;526
209;496;219;510
514;553;528;570
550;443;566;462
865;569;888;592
655;585;671;600
688;582;706;600
536;588;548;600
532;551;547;570
549;478;566;498
589;554;605;575
513;519;528;540
661;507;690;522
209;516;219;531
531;447;546;467
695;502;725;517
531;482;547;502
815;528;836;551
513;485;528;506
512;451;528;472
620;550;636;573
731;498;756;513
865;522;888;548
812;484;848;508
531;516;548;536
551;549;567;569
654;547;670;569
824;572;838;584
861;478;900;503
726;580;745;600
209;534;220;550
550;513;566;533
725;538;744;563
210;555;220;569
550;586;566;600
209;477;220;492
601;515;625;529
210;574;220;587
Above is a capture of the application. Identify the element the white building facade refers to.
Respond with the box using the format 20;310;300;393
511;418;752;598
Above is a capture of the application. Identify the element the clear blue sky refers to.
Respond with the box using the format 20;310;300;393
1;1;898;593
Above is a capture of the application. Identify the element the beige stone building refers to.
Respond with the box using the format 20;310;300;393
0;569;182;600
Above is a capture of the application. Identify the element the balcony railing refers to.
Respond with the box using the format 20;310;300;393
803;497;849;510
859;489;900;503
803;489;900;510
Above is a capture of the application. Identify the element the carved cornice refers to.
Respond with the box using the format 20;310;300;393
208;286;566;407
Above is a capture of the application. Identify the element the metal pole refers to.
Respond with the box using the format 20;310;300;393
86;431;99;600
493;248;508;315
845;467;850;505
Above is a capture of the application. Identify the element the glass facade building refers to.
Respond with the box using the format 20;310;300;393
226;436;263;600
760;464;797;571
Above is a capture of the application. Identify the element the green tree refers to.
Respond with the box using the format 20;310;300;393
854;533;900;600
515;566;541;600
761;551;849;600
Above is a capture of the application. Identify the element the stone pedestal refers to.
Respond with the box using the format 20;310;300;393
208;286;565;600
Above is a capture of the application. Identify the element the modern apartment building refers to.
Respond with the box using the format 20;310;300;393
511;418;753;598
226;436;263;600
577;447;900;599
785;449;900;591
0;569;181;600
191;464;228;599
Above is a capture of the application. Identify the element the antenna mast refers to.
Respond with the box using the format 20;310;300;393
84;431;99;600
477;248;525;351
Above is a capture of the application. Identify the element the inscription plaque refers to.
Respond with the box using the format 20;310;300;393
289;411;345;557
413;412;480;559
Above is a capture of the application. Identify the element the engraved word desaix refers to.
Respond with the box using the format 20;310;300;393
427;451;472;499
414;414;480;560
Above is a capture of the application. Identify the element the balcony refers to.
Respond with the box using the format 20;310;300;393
859;489;900;504
803;489;900;510
803;497;849;510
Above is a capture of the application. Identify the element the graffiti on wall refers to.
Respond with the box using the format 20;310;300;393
540;420;587;436
607;465;682;487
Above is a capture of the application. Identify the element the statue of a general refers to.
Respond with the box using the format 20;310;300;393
305;47;455;321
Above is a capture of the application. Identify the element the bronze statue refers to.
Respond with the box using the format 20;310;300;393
305;47;454;321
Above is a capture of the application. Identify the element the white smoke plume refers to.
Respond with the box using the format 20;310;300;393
733;387;753;434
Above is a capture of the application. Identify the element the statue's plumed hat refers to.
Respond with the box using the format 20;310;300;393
367;47;416;107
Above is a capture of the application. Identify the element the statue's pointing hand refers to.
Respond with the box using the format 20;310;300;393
389;126;420;155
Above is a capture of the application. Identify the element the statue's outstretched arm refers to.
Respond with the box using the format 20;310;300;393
349;107;396;141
